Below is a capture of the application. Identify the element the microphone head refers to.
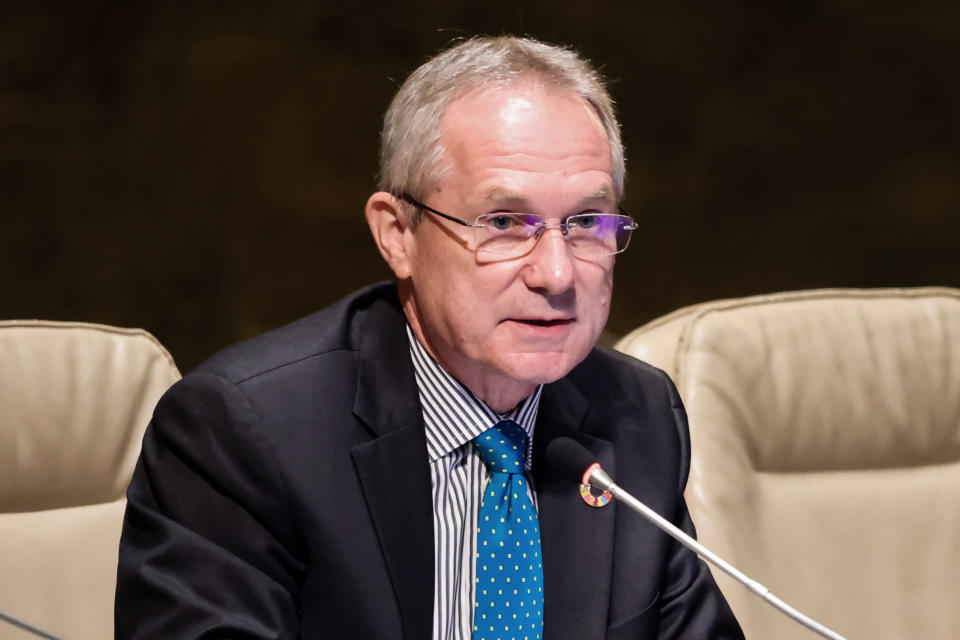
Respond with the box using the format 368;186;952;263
545;437;597;482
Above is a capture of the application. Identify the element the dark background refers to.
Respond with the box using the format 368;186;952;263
3;2;958;371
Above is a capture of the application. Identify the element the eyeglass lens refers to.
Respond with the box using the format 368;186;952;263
474;214;633;260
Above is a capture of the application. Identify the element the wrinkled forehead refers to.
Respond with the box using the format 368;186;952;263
441;75;607;141
434;78;613;188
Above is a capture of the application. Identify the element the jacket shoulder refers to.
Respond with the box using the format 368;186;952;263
193;282;400;384
566;344;675;404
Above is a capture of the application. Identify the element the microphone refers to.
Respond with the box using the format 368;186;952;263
545;437;848;640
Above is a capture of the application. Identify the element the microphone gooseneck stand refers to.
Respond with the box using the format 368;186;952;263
0;609;66;640
546;437;848;640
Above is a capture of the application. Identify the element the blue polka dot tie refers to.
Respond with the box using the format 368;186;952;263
473;419;544;640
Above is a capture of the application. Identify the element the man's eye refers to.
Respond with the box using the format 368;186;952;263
573;214;599;229
488;215;520;230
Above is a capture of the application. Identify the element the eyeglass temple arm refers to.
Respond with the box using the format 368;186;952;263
398;193;479;228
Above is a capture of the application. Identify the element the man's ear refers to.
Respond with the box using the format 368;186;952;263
365;191;413;280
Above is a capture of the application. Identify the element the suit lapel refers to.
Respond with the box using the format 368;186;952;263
534;376;617;639
345;289;619;639
351;294;434;640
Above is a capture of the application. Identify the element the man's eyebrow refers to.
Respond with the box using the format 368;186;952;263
582;186;615;202
480;186;616;206
480;188;528;206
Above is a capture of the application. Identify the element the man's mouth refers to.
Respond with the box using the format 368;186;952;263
509;318;575;327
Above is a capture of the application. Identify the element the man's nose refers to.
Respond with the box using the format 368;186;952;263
522;226;575;294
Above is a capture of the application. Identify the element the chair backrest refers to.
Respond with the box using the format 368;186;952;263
0;321;180;640
615;288;960;640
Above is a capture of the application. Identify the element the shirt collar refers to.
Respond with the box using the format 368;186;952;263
406;323;542;465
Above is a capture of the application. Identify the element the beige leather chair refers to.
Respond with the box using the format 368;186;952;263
615;288;960;640
0;321;180;640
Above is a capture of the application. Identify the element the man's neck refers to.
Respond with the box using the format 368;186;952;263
401;306;536;414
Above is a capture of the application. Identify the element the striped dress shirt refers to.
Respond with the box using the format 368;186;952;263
405;324;543;640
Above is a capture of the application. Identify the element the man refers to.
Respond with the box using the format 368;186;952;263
117;36;743;639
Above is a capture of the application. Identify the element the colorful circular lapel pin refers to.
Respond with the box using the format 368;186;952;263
580;462;612;508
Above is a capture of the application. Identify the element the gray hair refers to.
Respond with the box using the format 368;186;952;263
378;36;625;223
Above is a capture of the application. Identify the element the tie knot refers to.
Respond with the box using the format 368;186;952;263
474;419;527;474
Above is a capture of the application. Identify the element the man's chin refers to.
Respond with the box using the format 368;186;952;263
498;350;586;386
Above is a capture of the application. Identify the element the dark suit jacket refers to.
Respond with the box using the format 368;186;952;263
116;283;742;639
